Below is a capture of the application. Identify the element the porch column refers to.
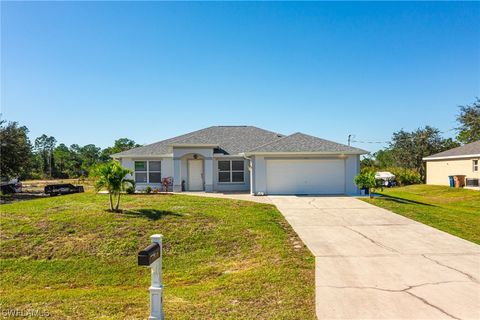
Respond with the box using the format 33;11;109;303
204;157;213;192
249;157;255;195
173;158;182;192
254;156;266;195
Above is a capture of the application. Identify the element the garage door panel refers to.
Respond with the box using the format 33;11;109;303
266;159;345;194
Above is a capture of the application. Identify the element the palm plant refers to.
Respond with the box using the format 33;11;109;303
93;161;135;212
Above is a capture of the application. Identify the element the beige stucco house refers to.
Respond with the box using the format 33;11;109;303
423;140;480;186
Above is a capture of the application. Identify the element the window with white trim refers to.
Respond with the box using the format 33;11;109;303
218;160;244;183
473;159;478;172
134;160;161;183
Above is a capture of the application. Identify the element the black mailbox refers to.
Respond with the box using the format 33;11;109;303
138;242;161;266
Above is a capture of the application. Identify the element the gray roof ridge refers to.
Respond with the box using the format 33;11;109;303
213;126;284;153
170;125;284;146
216;125;248;127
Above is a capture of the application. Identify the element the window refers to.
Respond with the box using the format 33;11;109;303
218;161;230;182
218;160;244;183
134;160;161;183
134;161;147;183
474;160;479;172
149;161;162;183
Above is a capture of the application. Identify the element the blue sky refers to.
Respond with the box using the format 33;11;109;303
2;2;479;153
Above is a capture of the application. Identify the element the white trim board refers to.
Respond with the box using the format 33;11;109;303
423;154;480;161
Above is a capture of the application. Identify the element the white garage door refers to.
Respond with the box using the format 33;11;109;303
266;159;345;195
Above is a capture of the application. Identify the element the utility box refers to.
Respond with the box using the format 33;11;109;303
466;178;479;187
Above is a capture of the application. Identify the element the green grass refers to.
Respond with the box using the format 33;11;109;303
0;193;315;319
362;185;480;244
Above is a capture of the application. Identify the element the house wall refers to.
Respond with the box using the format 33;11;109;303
345;155;361;195
120;157;173;191
250;155;266;194
120;153;250;193
250;154;360;195
426;158;480;185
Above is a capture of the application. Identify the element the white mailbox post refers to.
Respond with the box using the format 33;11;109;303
149;234;164;320
138;234;164;320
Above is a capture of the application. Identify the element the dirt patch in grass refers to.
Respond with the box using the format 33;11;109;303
0;192;50;204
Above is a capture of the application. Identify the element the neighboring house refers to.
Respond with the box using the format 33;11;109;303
423;140;480;186
111;126;367;195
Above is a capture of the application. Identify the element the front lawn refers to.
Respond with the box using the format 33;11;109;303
362;185;480;244
0;193;315;319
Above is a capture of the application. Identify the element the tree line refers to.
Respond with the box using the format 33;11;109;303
361;98;479;182
0;123;140;180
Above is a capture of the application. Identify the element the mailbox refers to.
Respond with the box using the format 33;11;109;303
138;242;161;266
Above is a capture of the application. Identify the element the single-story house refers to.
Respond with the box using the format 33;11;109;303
111;126;367;195
423;140;480;186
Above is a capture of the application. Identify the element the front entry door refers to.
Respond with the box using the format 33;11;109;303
188;160;204;191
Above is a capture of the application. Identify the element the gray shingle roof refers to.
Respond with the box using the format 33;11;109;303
246;132;367;154
112;126;285;157
423;140;480;159
112;127;367;157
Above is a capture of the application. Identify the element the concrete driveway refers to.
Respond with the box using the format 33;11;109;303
269;196;480;320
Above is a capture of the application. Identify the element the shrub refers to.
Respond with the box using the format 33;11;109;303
360;166;376;174
387;167;422;186
24;172;42;180
354;172;382;198
355;171;376;189
144;186;152;194
126;186;135;194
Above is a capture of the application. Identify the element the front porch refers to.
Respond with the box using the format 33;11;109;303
172;146;215;192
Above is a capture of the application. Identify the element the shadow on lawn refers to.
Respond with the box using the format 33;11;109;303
123;209;182;221
379;194;436;207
